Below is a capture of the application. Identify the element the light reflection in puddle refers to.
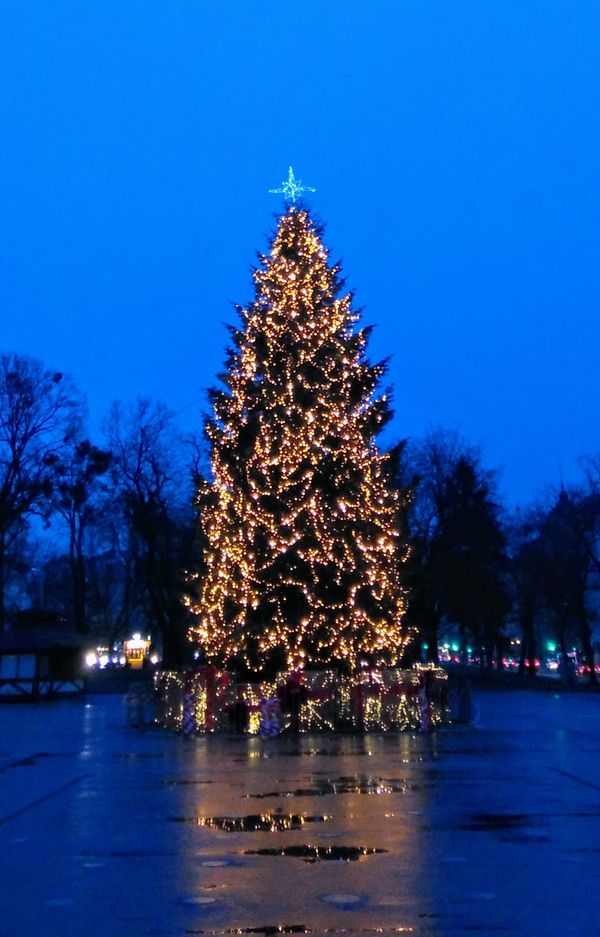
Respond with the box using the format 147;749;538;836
184;928;416;935
321;892;364;907
171;813;331;832
242;844;386;862
246;777;418;799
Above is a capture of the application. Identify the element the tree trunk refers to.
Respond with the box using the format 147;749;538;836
578;605;598;688
70;555;87;634
558;632;574;686
142;542;178;669
69;521;88;634
425;610;440;663
518;599;536;677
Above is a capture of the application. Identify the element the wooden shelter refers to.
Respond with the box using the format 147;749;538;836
0;628;86;701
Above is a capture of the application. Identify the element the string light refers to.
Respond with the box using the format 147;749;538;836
190;207;412;672
268;166;316;203
154;667;449;734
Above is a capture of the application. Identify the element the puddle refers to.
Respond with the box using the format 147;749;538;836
185;928;415;936
233;748;397;761
186;929;310;936
80;849;177;858
242;844;387;862
8;755;43;768
461;927;511;933
246;776;417;798
171;813;331;832
460;813;533;831
499;833;550;843
231;742;438;764
233;750;337;761
114;752;166;760
321;893;364;908
2;752;74;771
166;779;214;785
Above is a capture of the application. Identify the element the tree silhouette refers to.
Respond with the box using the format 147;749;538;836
0;353;79;631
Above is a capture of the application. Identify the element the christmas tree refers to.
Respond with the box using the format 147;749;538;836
191;192;409;672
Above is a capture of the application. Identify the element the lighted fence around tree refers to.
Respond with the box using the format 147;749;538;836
153;665;449;734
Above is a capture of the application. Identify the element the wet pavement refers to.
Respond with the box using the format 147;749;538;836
1;688;599;936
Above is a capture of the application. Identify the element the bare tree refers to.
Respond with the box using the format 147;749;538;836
86;510;143;644
51;440;112;633
0;353;80;631
104;399;200;666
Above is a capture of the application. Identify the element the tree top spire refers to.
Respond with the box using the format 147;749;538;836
269;166;316;204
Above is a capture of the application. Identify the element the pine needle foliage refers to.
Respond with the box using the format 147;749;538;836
190;207;409;672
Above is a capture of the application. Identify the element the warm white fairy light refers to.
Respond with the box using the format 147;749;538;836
153;667;449;734
190;206;414;673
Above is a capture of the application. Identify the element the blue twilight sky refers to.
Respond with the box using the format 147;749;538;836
1;1;599;507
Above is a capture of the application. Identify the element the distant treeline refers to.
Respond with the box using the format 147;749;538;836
1;351;599;679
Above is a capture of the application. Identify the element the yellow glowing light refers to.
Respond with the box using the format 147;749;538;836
189;207;410;671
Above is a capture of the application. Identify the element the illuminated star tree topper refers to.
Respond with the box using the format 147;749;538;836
269;165;316;203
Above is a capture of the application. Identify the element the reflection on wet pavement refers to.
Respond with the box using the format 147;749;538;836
166;778;214;785
80;849;180;858
185;929;417;936
171;813;331;832
460;812;533;830
186;928;309;936
3;690;600;936
1;751;76;770
246;776;418;798
233;748;436;762
185;928;417;936
242;844;387;862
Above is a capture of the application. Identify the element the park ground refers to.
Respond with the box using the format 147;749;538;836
1;686;599;937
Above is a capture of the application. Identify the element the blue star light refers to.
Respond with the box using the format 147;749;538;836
269;166;316;203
